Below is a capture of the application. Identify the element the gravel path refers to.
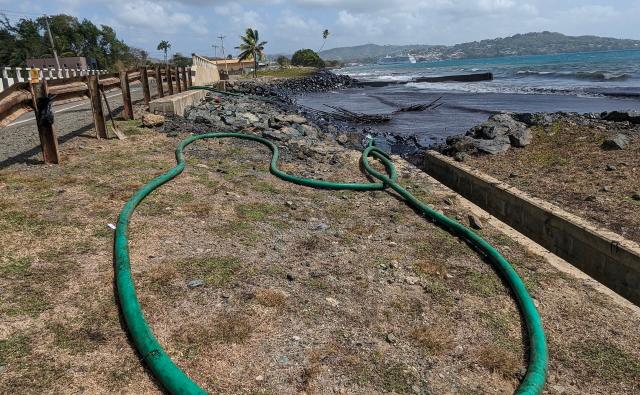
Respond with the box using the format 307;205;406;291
0;80;156;168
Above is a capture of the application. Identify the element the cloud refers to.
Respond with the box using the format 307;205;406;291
105;0;207;35
27;0;640;56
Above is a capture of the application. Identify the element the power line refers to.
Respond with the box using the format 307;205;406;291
0;9;45;17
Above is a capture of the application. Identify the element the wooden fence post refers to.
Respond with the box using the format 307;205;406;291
32;80;60;164
174;67;182;93
87;74;108;139
119;71;133;120
187;66;193;87
140;67;151;105
166;66;174;95
181;67;188;91
155;66;164;98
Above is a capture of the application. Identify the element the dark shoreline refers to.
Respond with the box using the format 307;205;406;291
184;71;640;164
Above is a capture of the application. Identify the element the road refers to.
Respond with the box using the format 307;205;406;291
0;81;155;168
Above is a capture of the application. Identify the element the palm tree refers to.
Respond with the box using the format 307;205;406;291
235;28;267;78
157;40;171;64
319;29;330;51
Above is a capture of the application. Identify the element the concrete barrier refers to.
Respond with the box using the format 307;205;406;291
191;54;220;86
149;89;206;116
423;150;640;305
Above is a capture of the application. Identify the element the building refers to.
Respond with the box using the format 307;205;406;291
208;58;257;75
25;56;88;69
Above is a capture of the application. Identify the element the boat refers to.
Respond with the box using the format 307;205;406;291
377;54;417;65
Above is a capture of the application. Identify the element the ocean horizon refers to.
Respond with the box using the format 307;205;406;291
336;49;640;98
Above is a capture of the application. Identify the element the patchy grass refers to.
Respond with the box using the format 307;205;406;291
465;270;502;297
177;256;241;286
48;322;105;354
574;341;640;382
409;325;452;354
466;117;640;242
211;313;254;344
350;352;421;393
0;255;30;277
475;344;522;378
235;202;278;221
0;334;31;366
254;288;288;308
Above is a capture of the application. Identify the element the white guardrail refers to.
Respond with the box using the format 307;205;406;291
0;67;107;93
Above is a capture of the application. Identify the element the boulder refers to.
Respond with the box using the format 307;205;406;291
262;130;289;142
509;127;533;147
300;124;319;139
142;113;165;127
513;112;554;126
601;134;629;150
602;111;640;124
281;114;308;124
468;214;484;230
446;135;477;154
279;126;302;138
472;135;511;155
268;117;283;129
237;112;260;123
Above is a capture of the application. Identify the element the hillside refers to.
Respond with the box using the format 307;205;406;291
319;32;640;63
318;43;438;63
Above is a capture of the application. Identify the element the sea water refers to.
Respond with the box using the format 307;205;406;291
297;50;640;147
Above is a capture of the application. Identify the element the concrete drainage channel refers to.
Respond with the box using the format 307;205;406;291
423;150;640;306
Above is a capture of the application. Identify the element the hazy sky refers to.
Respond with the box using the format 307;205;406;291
1;0;639;59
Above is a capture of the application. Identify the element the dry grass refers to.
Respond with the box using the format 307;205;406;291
475;344;522;378
1;109;639;393
465;119;640;242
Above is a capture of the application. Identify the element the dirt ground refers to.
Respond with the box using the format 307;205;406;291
464;118;640;243
1;119;639;394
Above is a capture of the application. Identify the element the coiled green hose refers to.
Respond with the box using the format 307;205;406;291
114;132;547;394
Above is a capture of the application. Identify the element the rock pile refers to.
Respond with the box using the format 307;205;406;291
162;92;350;162
229;70;356;104
442;113;532;159
440;110;640;160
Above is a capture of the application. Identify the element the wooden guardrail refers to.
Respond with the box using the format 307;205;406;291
0;65;193;164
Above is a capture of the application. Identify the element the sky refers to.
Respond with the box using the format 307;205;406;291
1;0;639;59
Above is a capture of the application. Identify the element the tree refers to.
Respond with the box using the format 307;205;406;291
235;28;267;78
157;40;171;64
291;49;325;68
0;13;135;70
171;52;191;67
320;29;330;51
276;55;290;68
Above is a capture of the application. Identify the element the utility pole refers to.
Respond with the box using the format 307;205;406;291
43;15;61;72
218;35;230;85
212;45;219;59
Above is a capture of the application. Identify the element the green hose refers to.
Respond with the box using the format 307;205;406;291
114;132;547;394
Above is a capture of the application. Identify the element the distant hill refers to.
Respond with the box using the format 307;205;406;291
319;32;640;63
318;43;436;62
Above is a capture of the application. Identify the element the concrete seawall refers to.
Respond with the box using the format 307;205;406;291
149;90;206;117
423;150;640;305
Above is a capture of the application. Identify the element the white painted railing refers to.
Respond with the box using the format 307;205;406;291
0;67;107;92
191;54;220;86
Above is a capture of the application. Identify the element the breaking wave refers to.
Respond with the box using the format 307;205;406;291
516;70;632;81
